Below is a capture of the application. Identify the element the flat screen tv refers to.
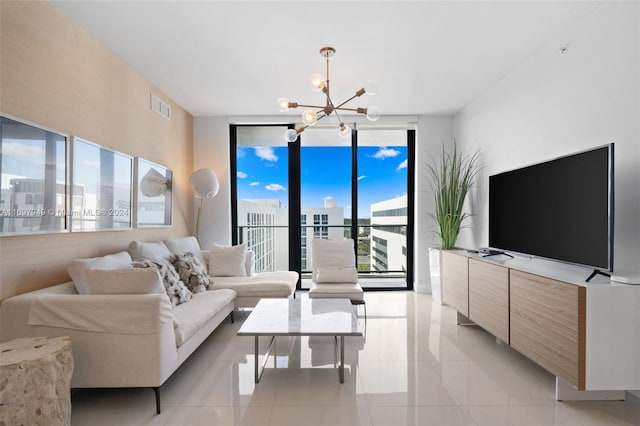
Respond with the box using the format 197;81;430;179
489;144;614;272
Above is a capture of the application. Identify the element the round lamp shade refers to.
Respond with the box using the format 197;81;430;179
189;168;219;199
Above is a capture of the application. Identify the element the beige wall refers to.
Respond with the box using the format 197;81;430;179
0;2;194;299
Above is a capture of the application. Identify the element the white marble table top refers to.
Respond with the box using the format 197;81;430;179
237;298;363;337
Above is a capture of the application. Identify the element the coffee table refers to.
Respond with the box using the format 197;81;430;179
237;298;363;383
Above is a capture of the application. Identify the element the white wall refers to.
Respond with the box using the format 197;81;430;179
193;117;231;248
454;1;640;276
414;116;455;293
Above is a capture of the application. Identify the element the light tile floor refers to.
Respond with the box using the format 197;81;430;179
71;292;640;426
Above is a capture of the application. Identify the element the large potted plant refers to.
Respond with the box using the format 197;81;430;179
427;143;481;250
426;143;480;303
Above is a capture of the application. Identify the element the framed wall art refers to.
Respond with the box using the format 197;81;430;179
0;115;69;236
71;137;132;231
135;157;172;227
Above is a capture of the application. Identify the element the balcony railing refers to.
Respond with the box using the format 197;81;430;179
237;224;408;288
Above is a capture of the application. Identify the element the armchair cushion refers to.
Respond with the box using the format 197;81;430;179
315;266;358;284
308;282;364;302
311;239;356;281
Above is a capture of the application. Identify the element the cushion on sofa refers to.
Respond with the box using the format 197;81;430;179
128;240;171;262
133;259;192;306
209;271;297;298
208;244;247;277
172;289;236;347
67;251;133;294
83;268;165;294
315;266;358;283
164;236;206;267
202;248;254;277
170;252;209;294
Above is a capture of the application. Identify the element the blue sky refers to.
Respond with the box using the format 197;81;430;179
236;145;408;218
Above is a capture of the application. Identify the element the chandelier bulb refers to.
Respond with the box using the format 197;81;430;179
310;74;325;92
338;123;351;138
284;129;298;143
302;110;317;125
364;80;378;96
366;105;381;122
277;97;291;112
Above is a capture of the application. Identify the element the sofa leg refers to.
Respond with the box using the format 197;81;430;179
230;311;235;324
152;387;161;414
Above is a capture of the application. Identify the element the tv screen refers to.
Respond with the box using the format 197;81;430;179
489;144;614;271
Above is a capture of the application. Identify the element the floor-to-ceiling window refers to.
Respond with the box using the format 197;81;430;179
356;128;413;289
231;125;295;272
232;124;414;290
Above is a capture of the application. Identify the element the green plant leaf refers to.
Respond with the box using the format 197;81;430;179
427;143;481;250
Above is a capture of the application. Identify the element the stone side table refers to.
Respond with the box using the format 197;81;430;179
0;336;74;426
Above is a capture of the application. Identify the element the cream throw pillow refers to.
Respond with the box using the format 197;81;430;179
83;268;165;294
67;251;133;294
209;244;247;277
127;240;171;262
315;266;359;283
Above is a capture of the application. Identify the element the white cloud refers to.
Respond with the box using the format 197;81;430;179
255;146;278;162
397;159;408;171
265;183;286;191
237;171;247;178
357;175;367;181
373;147;400;159
249;181;260;186
3;141;44;158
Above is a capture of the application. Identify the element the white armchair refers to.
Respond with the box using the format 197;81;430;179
308;238;366;319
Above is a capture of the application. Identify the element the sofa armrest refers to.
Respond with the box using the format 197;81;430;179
0;288;178;388
28;293;173;334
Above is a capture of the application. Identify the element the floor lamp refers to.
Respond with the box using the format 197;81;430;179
189;168;219;243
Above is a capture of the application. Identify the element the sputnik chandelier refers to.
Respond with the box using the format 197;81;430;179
277;46;380;142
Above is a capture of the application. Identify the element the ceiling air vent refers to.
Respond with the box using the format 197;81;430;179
150;93;171;119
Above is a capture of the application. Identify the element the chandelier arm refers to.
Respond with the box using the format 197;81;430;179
332;107;345;125
293;103;326;109
334;93;361;110
333;106;366;113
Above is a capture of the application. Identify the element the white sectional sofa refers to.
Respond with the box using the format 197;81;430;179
0;236;298;414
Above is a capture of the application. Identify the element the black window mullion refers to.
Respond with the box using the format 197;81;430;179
230;125;239;245
288;125;302;288
351;129;358;248
406;129;416;290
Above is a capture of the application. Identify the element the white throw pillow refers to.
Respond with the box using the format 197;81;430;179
127;240;171;262
245;250;255;276
83;268;165;294
67;251;133;294
163;236;206;267
203;247;254;276
315;266;359;284
209;244;247;277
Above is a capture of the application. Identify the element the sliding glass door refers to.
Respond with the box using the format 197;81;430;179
232;124;414;290
231;125;293;272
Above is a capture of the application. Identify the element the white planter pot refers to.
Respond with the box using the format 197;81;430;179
428;247;442;304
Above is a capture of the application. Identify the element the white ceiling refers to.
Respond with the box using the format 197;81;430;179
50;1;600;118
